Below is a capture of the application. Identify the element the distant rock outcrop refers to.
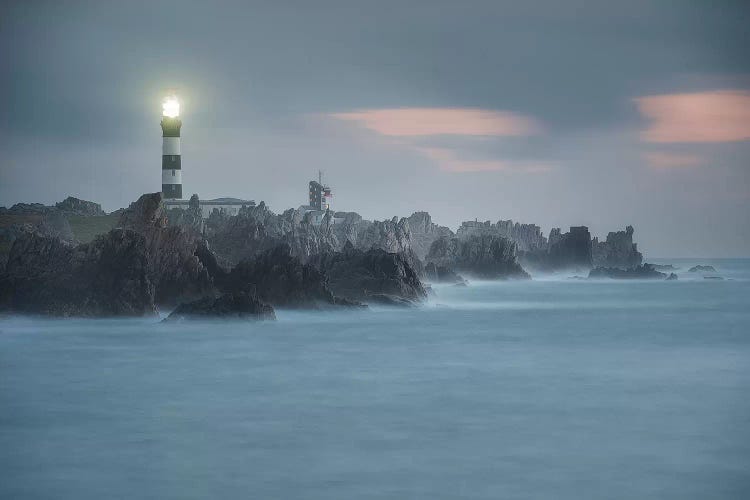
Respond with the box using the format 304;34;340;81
457;219;547;252
426;234;529;279
592;225;643;269
165;291;275;321
588;264;666;279
405;212;454;261
55;196;106;217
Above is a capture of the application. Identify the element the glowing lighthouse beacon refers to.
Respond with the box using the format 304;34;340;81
161;94;182;199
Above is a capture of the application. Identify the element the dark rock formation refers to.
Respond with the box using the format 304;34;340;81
546;226;593;270
666;273;678;280
588;264;666;279
423;262;466;284
165;291;275;321
0;229;156;316
426;235;529;279
55;196;106;216
204;202;337;266
311;242;427;305
704;276;724;280
592;225;643;269
118;193;216;306
226;244;343;308
689;265;716;273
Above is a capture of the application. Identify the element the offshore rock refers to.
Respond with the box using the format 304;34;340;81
165;291;275;321
688;265;717;273
592;225;643;269
426;235;529;279
588;264;666;279
0;229;156;316
226;244;343;308
310;242;427;306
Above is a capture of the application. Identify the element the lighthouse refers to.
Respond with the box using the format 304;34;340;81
161;94;182;199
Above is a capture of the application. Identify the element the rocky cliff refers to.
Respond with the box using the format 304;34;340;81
404;212;454;261
0;229;156;316
426;234;529;279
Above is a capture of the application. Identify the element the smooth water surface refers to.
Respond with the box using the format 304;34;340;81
1;259;749;499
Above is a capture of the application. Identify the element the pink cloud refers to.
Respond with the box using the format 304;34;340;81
415;147;553;173
643;152;703;169
331;108;541;137
635;90;750;143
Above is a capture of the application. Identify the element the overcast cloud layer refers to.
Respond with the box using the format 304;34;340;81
1;0;749;257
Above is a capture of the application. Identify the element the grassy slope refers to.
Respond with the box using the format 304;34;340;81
66;214;120;243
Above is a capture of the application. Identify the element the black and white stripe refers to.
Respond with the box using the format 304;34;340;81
161;117;182;199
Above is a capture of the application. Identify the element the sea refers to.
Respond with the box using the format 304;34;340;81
1;259;749;499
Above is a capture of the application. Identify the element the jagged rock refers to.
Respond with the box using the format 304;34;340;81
166;193;203;232
226;244;344;308
310;242;427;306
118;193;216;306
666;273;678;280
689;265;716;273
405;212;454;261
592;226;643;268
0;229;156;316
204;202;337;266
55;196;106;216
426;235;529;279
588;264;666;279
423;262;466;284
457;219;546;252
164;291;275;321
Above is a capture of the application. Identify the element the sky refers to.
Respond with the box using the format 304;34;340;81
1;0;749;257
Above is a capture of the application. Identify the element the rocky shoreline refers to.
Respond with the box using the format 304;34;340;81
0;192;679;318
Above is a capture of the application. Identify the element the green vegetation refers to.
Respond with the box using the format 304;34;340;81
67;214;119;243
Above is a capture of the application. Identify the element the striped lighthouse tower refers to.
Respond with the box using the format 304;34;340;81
161;95;182;199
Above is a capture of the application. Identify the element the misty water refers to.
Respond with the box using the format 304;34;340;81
2;259;749;499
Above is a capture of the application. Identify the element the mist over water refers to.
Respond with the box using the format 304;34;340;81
2;259;749;499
